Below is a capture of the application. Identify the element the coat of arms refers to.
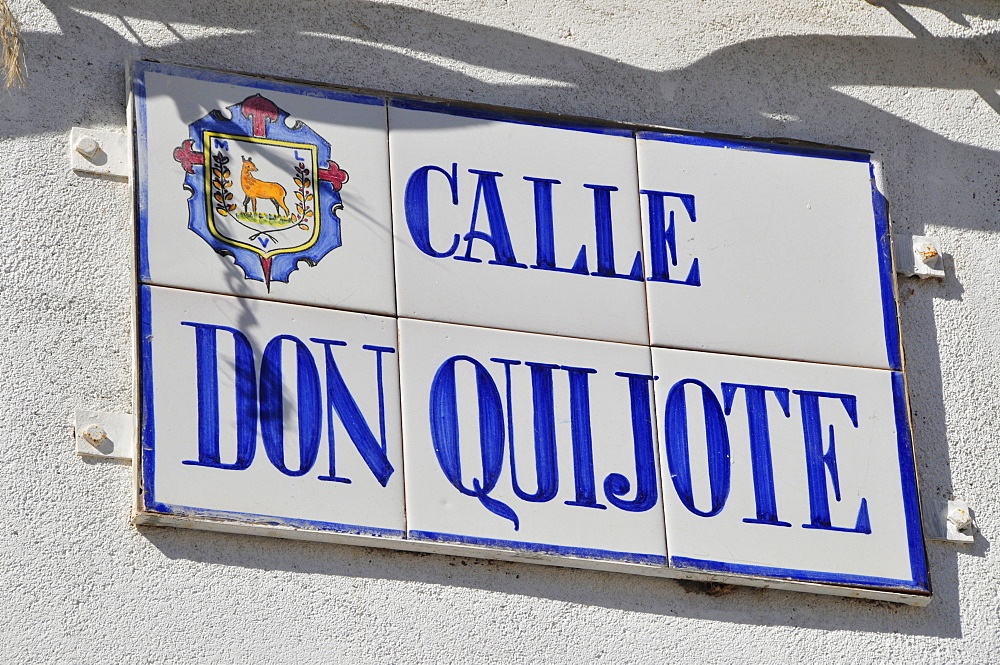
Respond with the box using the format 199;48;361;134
173;95;349;289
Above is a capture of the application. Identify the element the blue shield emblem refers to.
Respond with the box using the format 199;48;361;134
173;95;349;289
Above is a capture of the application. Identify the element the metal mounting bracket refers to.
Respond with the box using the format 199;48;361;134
925;497;974;543
69;127;129;180
74;409;135;461
894;234;945;279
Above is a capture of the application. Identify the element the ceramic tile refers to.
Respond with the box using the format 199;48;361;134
651;347;927;591
139;285;405;537
134;61;396;316
389;102;649;345
637;134;897;370
399;318;666;564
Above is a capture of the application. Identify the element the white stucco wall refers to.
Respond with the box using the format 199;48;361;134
1;0;998;662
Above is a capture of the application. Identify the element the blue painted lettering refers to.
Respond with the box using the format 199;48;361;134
663;379;730;517
795;390;871;534
455;169;527;267
561;365;607;510
585;184;643;281
404;163;461;258
259;335;323;477
491;358;561;503
429;355;519;529
310;339;395;487
525;176;589;275
722;383;792;527
641;190;701;286
181;322;258;471
180;322;399;488
605;372;659;512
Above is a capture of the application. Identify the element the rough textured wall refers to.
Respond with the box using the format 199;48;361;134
1;0;997;662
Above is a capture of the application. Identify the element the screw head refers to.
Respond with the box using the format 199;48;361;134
75;136;100;159
82;424;108;447
947;505;973;531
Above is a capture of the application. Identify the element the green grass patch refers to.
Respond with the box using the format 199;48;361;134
234;211;295;227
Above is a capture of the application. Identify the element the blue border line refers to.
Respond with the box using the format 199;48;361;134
131;60;384;106
636;130;871;162
670;556;928;592
150;502;405;539
871;163;903;371
138;285;170;513
891;372;931;591
390;98;634;138
133;65;151;282
409;530;667;565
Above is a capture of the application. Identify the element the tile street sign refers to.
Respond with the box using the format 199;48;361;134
131;60;929;603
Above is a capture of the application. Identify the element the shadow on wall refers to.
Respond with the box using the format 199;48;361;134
14;1;1000;220
12;0;1000;639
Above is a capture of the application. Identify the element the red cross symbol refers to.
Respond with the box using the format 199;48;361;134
241;95;279;138
172;139;204;174
318;160;349;191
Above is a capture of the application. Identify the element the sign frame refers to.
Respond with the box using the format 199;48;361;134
129;60;930;605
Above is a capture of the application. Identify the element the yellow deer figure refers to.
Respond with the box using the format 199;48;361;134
240;156;289;216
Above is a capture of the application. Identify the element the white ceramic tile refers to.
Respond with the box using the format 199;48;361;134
637;134;897;370
651;347;927;591
134;61;396;316
139;285;404;537
389;103;649;345
399;318;666;564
